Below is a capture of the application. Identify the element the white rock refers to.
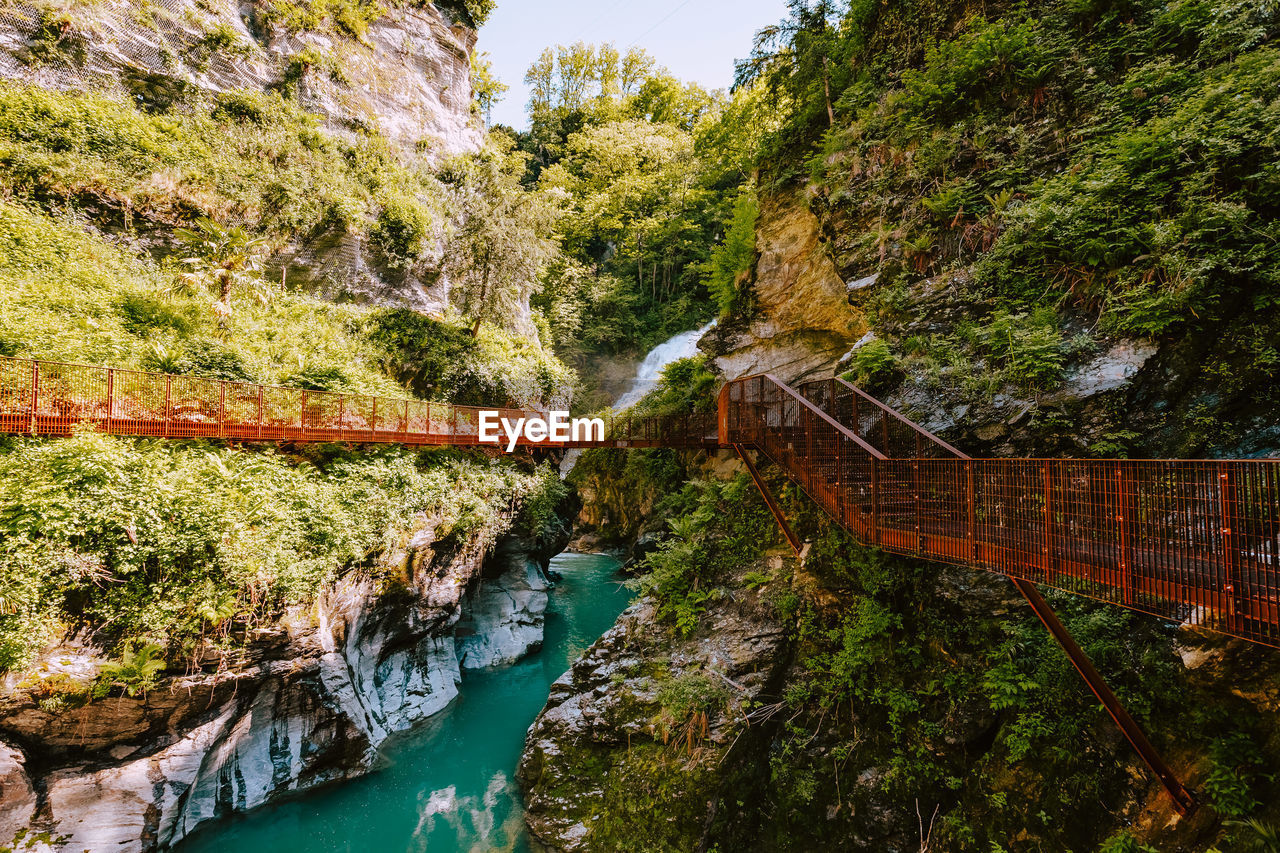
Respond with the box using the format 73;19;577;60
0;743;35;844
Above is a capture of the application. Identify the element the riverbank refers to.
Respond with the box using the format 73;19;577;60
176;552;632;853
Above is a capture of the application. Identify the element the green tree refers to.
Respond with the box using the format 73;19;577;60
443;135;561;336
175;217;272;320
471;51;508;124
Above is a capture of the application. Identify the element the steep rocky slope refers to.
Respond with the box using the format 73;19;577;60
0;509;568;851
0;0;482;156
0;0;486;316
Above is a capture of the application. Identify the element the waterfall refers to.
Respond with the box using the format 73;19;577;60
612;320;716;411
560;320;716;478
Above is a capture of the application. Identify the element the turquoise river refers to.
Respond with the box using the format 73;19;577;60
178;552;631;853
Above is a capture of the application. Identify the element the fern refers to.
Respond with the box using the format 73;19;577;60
97;642;166;698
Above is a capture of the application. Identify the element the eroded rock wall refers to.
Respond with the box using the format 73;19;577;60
704;191;866;386
0;0;483;317
0;522;557;852
518;553;794;852
0;0;482;158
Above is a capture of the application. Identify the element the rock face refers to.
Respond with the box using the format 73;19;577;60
456;538;553;670
0;0;482;157
705;192;866;385
0;744;35;843
0;0;483;317
0;524;555;852
519;553;793;852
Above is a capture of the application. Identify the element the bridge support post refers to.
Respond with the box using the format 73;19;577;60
28;362;38;435
734;444;803;555
1010;577;1198;817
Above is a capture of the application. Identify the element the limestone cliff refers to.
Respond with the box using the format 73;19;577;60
703;189;866;386
0;519;562;852
0;0;482;157
0;0;484;317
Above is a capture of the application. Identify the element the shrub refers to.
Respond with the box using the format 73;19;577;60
843;338;899;389
654;670;730;748
96;641;166;698
634;475;776;636
1205;731;1268;817
370;195;433;272
172;340;257;382
280;363;354;392
705;189;759;318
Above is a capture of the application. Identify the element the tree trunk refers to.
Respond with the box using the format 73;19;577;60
472;252;492;338
822;56;835;127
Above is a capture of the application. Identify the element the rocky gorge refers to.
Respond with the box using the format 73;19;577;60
521;171;1280;849
0;505;568;851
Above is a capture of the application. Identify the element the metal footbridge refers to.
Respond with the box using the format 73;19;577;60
6;354;1280;814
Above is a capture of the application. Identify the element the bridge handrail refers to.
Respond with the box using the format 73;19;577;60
724;373;887;460
799;375;969;460
0;354;722;449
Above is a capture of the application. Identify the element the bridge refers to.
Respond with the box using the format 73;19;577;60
5;354;1279;815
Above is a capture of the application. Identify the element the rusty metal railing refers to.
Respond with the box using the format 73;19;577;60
0;356;719;450
799;375;967;460
723;373;1280;648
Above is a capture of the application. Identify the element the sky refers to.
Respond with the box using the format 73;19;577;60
478;0;792;130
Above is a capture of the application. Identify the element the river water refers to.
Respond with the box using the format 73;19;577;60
178;552;632;853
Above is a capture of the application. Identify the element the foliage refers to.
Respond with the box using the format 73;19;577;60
958;307;1069;390
441;135;561;335
1224;819;1280;853
633;475;776;636
175;217;272;316
370;192;433;273
366;307;573;407
517;44;755;358
842;338;899;389
732;0;1280;440
1097;833;1159;853
0;83;436;255
257;0;385;40
626;356;719;418
471;51;507;123
1205;731;1270;817
0;199;400;394
0;431;563;671
96;641;166;698
704;188;759;317
653;670;730;749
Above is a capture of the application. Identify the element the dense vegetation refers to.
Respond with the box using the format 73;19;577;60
605;457;1279;851
0;20;572;685
0;434;562;675
563;2;1280;849
724;0;1280;453
501;44;778;369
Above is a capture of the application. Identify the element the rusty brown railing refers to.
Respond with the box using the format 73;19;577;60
0;356;718;450
722;373;1280;649
799;375;967;459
